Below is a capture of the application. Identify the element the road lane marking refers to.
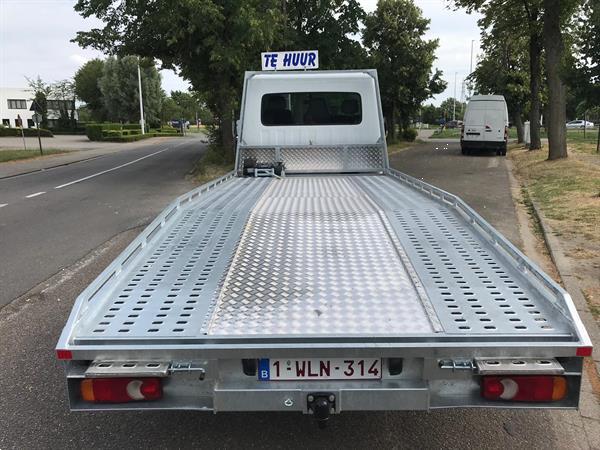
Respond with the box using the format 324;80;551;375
54;148;169;189
25;191;46;198
0;203;7;208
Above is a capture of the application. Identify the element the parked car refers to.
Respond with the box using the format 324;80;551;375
566;120;594;129
170;119;190;129
445;120;463;129
461;95;509;156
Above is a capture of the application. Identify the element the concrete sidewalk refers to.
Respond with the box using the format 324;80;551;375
0;135;190;179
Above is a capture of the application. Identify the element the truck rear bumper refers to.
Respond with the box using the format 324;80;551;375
64;356;583;413
461;139;506;150
213;380;429;412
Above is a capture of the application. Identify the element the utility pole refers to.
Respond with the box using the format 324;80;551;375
469;39;475;98
137;60;145;135
453;72;457;121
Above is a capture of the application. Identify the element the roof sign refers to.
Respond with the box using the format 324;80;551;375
261;50;318;71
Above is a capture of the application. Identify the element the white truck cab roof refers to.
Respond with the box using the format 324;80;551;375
238;70;385;147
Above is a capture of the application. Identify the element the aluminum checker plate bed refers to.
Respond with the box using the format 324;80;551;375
63;171;586;350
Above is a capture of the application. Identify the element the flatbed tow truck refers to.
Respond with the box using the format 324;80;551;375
57;70;592;426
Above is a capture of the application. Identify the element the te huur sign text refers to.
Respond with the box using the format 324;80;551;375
261;50;319;71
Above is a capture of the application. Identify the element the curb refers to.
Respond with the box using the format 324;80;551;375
528;197;600;372
0;154;103;180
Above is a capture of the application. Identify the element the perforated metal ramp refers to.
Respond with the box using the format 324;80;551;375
353;175;573;336
72;173;575;344
73;177;270;340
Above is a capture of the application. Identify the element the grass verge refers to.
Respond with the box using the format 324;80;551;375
509;140;600;323
188;145;234;184
0;149;69;163
508;142;600;242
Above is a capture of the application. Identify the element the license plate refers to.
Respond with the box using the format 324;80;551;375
258;358;382;381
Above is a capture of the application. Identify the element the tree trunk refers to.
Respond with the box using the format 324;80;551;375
543;0;568;160
387;103;397;143
528;31;543;150
513;111;524;143
221;115;235;161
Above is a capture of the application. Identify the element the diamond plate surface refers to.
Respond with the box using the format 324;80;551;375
354;175;572;335
237;145;385;173
207;176;435;335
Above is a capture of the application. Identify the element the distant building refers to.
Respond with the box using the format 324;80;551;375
0;87;77;129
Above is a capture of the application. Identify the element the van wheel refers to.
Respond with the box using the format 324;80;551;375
496;149;502;156
461;147;469;155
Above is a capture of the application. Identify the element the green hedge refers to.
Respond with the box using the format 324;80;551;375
0;127;53;137
121;124;142;131
402;128;418;142
102;132;183;142
86;123;144;141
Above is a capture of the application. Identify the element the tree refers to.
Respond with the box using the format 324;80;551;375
98;56;163;126
569;0;600;151
452;0;544;150
25;76;52;129
363;0;446;142
543;0;579;160
282;1;368;69
439;97;467;121
73;0;282;159
469;28;530;142
74;59;106;121
51;79;77;130
421;103;442;125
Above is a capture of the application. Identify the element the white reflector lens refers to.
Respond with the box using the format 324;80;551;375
499;378;519;400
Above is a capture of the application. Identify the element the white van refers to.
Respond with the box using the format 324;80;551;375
461;95;509;156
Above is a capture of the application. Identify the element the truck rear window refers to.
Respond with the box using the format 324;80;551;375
261;92;362;126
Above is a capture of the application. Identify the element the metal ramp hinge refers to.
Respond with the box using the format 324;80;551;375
169;362;207;379
438;359;476;372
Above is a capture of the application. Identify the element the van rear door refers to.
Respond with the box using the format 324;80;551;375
483;104;506;143
463;102;486;142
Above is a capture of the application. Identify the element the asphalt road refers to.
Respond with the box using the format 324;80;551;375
0;140;593;449
0;137;202;307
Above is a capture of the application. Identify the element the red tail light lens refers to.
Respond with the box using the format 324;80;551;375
482;376;567;402
56;349;72;360
80;378;162;403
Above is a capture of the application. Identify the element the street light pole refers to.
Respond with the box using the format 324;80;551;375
453;72;457;121
137;60;145;135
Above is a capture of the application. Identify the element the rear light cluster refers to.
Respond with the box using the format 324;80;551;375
482;376;567;402
504;126;509;141
81;377;162;403
460;125;465;140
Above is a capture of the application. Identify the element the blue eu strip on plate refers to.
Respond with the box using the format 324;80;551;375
258;359;270;381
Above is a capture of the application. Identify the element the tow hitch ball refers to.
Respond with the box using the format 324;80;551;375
307;394;335;428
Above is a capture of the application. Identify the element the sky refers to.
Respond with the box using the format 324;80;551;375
0;0;482;106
